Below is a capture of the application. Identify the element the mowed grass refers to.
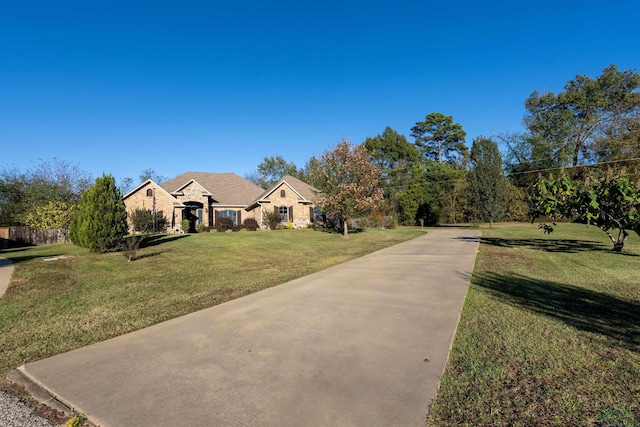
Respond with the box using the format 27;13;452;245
426;223;640;427
0;228;423;377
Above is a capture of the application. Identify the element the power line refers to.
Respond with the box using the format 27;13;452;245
379;157;640;191
505;157;640;177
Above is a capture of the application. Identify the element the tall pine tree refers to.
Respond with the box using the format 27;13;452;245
69;174;128;252
469;137;507;227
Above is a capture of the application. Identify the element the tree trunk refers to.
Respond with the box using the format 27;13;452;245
605;228;628;252
343;219;349;238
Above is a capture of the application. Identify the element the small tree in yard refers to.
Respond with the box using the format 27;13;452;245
309;139;383;237
529;173;640;252
69;174;128;252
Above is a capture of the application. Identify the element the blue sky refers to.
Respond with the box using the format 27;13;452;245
1;0;639;184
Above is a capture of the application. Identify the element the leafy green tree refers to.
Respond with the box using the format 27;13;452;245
364;127;421;172
24;201;73;231
524;65;640;169
0;169;27;225
309;139;383;237
363;126;422;216
529;173;640;251
396;163;429;224
422;161;469;225
411;112;467;164
0;159;91;226
392;161;470;226
69;174;129;252
469;137;507;226
246;155;301;189
504;181;529;221
593;116;640;180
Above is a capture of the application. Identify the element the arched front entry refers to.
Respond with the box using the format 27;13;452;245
182;202;204;233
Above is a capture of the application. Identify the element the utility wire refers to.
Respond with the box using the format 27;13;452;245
379;157;640;191
505;157;640;176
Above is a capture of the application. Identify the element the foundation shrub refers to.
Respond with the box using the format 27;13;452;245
244;218;259;231
216;216;234;232
264;210;282;230
130;208;167;233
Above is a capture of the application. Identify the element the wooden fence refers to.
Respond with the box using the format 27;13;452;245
0;226;69;248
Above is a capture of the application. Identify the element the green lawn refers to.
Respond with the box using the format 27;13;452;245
426;223;640;427
0;228;423;377
3;224;639;426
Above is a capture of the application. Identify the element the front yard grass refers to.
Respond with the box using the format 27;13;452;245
426;223;640;427
0;227;423;377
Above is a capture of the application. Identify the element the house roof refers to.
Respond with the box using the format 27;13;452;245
170;179;213;197
122;179;185;207
160;172;265;206
248;175;320;208
279;175;320;201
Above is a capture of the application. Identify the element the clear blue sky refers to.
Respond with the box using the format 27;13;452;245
1;0;639;184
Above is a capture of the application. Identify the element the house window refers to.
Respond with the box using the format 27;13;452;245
280;189;286;197
219;209;238;225
146;189;153;197
312;207;322;223
278;206;289;221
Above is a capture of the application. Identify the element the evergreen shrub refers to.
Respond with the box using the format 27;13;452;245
243;218;259;231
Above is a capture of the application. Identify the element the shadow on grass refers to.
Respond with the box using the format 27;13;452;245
312;226;366;235
0;249;66;265
139;234;189;248
480;237;640;256
455;236;481;243
134;250;167;261
475;272;640;353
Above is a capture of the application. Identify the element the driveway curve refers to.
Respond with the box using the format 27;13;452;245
14;228;481;427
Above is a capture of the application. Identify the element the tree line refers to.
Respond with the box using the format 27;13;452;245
2;64;639;248
247;64;640;246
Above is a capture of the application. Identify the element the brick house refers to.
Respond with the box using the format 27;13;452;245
123;172;319;232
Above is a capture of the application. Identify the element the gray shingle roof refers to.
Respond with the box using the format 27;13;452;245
160;172;265;206
280;175;320;201
248;175;320;207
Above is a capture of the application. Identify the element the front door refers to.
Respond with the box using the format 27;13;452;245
182;202;204;233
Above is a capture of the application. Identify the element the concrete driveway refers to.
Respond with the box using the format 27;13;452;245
0;257;14;298
13;228;481;427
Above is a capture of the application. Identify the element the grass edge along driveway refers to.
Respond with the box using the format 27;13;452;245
426;223;640;427
0;228;424;378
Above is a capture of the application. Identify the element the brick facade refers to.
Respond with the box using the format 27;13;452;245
123;173;318;232
123;181;182;232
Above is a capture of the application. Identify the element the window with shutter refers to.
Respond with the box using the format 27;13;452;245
218;210;238;225
278;206;288;221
